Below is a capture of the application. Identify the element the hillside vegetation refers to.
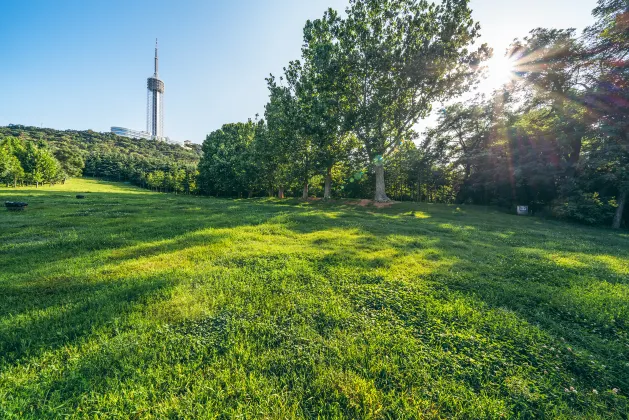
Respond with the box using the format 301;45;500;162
0;125;200;192
1;179;627;418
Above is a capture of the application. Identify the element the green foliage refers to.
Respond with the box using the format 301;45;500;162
552;192;617;225
0;179;628;417
0;137;62;187
412;9;629;228
265;74;317;198
198;120;261;197
332;0;489;201
338;0;487;157
0;125;201;193
52;142;84;177
200;0;487;202
0;147;25;187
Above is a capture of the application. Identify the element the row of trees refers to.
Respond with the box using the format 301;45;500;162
84;152;198;194
199;0;489;201
198;0;628;228
0;126;201;194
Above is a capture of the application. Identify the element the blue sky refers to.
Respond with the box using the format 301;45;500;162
1;0;598;143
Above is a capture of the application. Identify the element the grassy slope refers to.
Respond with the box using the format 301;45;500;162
0;179;627;419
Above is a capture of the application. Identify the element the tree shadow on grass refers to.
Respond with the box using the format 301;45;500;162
0;274;174;367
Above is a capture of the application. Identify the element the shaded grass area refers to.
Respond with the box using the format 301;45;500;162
1;178;628;418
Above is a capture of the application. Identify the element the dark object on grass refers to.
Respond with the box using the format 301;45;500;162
76;195;86;199
5;201;28;211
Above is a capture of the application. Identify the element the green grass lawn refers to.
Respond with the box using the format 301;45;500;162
1;179;628;418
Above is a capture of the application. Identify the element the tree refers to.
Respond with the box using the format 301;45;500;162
35;148;62;186
250;119;282;197
182;166;198;195
582;0;629;228
426;97;492;203
296;10;354;199
198;121;258;197
52;142;85;178
265;75;312;199
509;28;590;178
337;0;489;201
0;147;25;187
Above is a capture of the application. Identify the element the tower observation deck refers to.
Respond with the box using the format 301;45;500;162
147;39;165;138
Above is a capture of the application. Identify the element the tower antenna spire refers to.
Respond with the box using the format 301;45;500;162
154;38;159;76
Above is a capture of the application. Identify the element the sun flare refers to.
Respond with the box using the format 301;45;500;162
484;54;516;89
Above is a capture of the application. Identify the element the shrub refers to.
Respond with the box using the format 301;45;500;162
552;192;616;225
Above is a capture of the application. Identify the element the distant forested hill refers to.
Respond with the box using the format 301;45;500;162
0;125;201;193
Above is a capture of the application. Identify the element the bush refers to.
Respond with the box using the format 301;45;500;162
552;192;616;225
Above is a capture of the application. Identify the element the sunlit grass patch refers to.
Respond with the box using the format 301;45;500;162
0;179;628;418
594;254;629;276
438;223;477;233
548;253;589;269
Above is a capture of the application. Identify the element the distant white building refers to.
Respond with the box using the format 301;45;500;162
110;126;152;140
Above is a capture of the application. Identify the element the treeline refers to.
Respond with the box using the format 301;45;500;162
199;0;488;201
420;0;629;229
83;153;198;194
0;125;201;193
198;0;628;228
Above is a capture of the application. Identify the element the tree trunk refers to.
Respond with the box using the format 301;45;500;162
278;186;285;199
613;189;627;229
374;165;389;202
35;182;39;188
302;182;309;200
248;190;253;198
323;166;332;200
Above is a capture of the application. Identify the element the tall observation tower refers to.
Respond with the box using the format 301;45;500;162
111;41;169;141
147;39;165;138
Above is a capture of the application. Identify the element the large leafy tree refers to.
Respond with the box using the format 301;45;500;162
426;97;492;202
296;10;355;200
583;0;629;228
337;0;489;201
510;28;590;178
265;75;314;199
198;121;258;197
0;147;24;187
